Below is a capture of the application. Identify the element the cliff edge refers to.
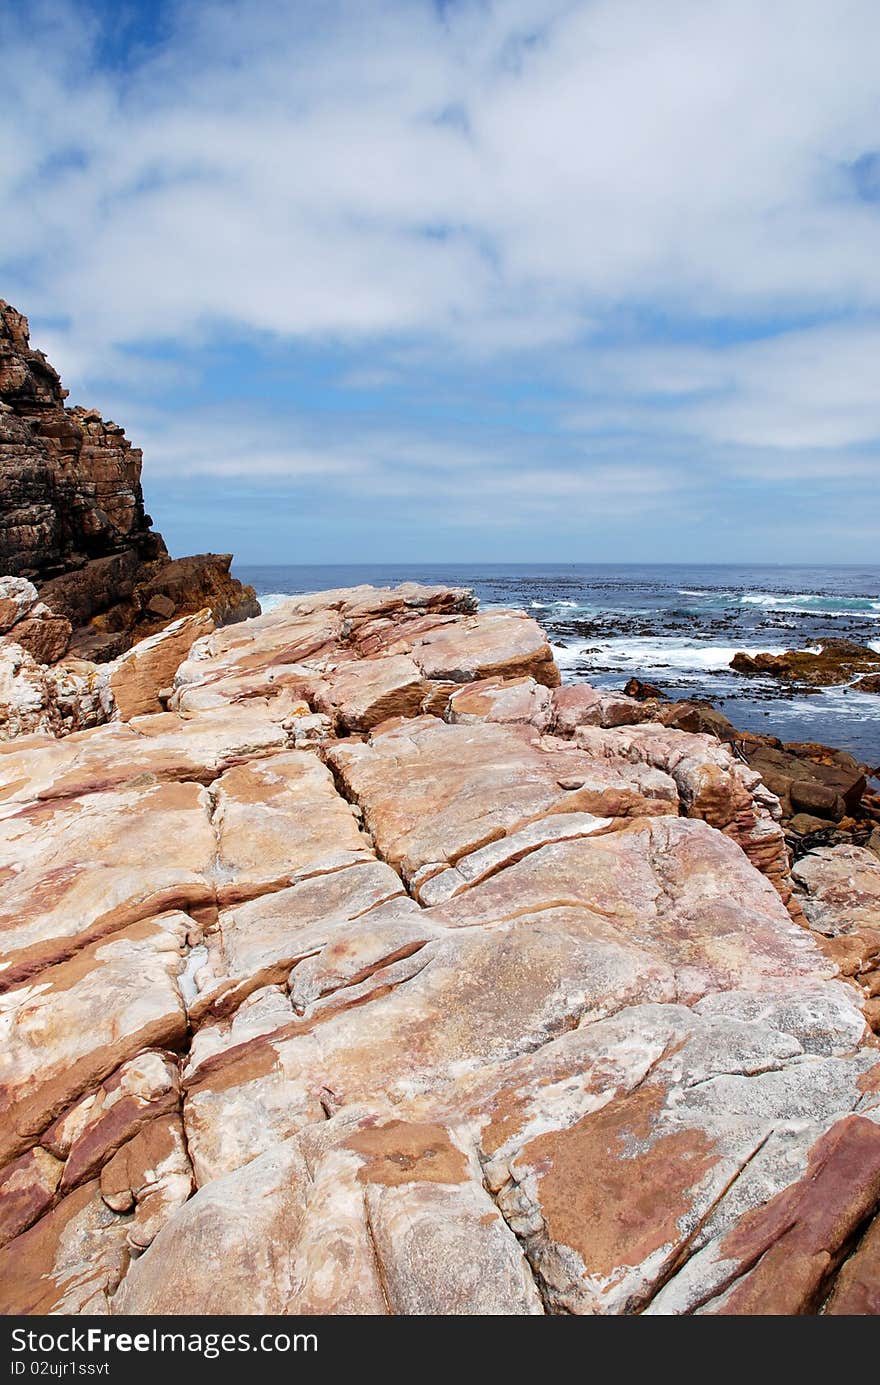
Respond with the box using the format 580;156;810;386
0;301;258;660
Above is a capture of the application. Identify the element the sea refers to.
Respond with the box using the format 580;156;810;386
233;563;880;767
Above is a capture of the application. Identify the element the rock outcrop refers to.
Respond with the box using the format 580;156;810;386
563;675;880;857
0;583;878;1317
0;301;258;660
731;638;880;687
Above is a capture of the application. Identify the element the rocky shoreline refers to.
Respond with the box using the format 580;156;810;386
0;300;878;1317
0;579;878;1315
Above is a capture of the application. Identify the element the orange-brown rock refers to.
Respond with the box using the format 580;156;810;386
731;638;880;686
0;1147;62;1248
108;609;215;719
0;581;877;1317
0;914;188;1167
0;301;258;658
446;674;554;730
99;1114;193;1250
49;1052;181;1193
701;1115;880;1314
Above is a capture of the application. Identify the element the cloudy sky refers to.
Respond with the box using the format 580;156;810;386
2;0;879;563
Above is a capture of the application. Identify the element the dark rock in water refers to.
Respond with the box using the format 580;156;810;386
731;639;880;687
623;677;666;701
0;300;259;659
854;673;880;694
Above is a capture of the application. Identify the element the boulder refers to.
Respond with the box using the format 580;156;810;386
108;609;214;720
744;744;865;821
445;675;553;730
792;844;880;935
5;603;71;664
623;677;666;700
0;577;38;633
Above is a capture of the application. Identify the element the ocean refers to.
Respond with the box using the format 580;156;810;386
233;563;880;766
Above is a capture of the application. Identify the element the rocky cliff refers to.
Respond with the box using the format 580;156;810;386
0;301;258;660
0;583;878;1316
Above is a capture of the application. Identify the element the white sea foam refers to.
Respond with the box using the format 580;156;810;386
256;592;291;615
677;588;734;599
551;641;588;669
573;636;791;674
739;592;880;615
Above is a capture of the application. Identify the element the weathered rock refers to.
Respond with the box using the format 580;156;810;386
789;811;836;836
0;577;38;633
315;653;430;732
0;642;59;740
0;581;878;1316
6;603;72;664
168;585;556;718
731;638;880;686
695;1115;880;1314
408;610;560;687
0;1147;62;1248
743;743;865;822
0;1180;131;1314
825;1200;880;1313
209;750;373;907
0;782;216;984
624;677;666;700
0;914;188;1167
328;715;677;891
551;683;644;733
99;1115;193;1250
571;721;796;912
114;1114;539;1317
446;675;554;730
107;608;214;720
451;1003;875;1316
792;845;880;935
658;700;742;741
49;1052;181;1193
0;301;258;654
188;860;411;1027
0;702;296;807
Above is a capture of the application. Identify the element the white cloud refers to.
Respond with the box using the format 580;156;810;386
5;0;880;348
2;0;880;558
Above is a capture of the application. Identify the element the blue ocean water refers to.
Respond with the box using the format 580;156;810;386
234;563;880;765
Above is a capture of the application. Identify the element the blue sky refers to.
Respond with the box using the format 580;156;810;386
2;0;879;563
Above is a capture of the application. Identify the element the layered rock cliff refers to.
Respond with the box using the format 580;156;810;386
0;583;878;1316
0;301;258;660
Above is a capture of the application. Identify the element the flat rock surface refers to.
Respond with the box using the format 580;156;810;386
0;585;877;1316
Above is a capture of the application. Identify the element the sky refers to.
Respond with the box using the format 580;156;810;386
2;0;879;564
